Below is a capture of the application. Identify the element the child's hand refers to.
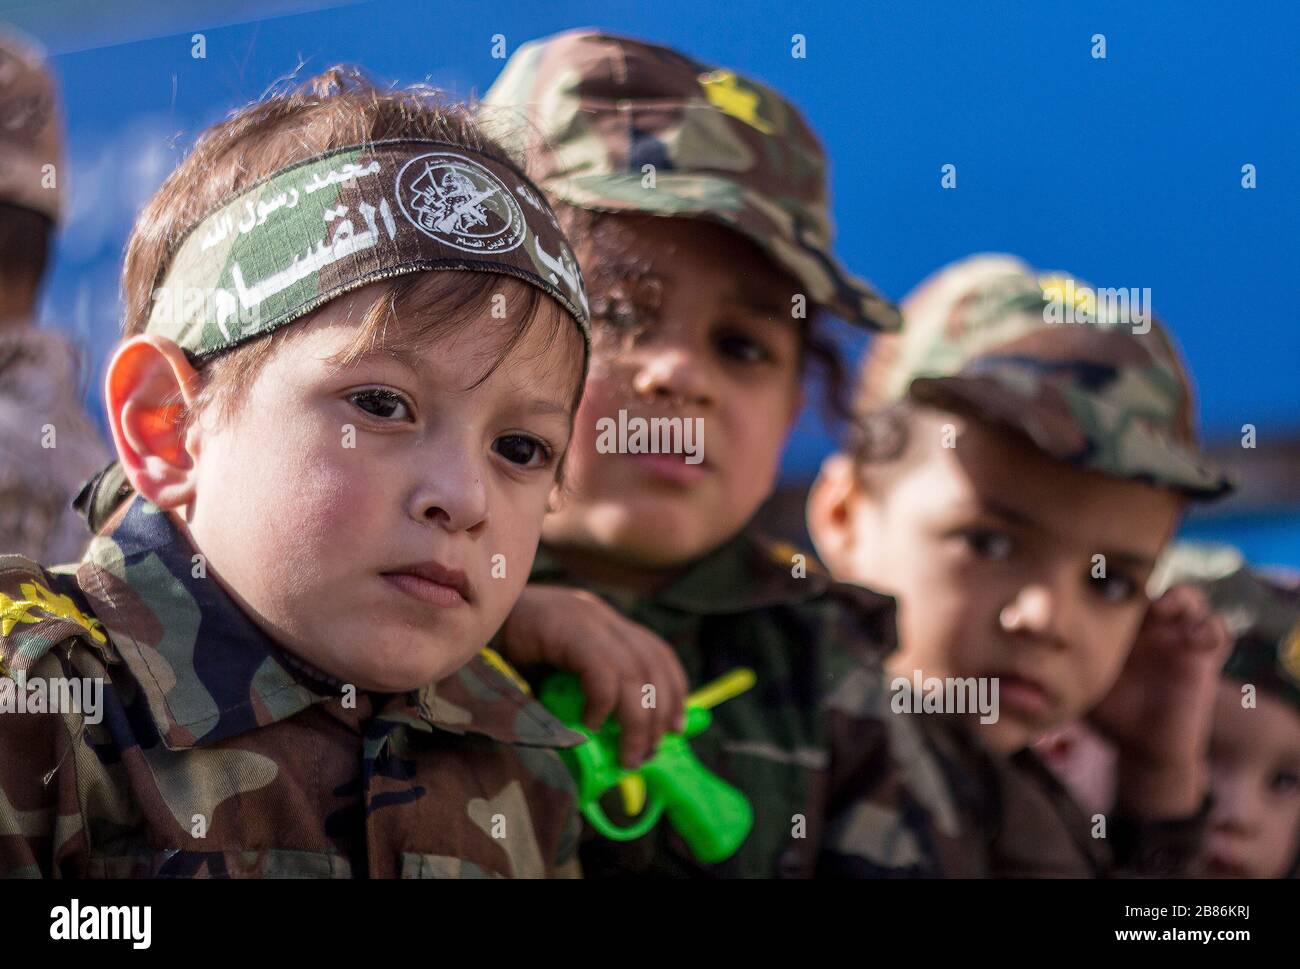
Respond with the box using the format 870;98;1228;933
1087;584;1232;816
499;585;688;768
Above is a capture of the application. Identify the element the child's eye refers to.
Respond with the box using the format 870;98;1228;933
1269;769;1300;797
1089;571;1139;605
716;329;772;364
493;433;553;469
590;294;644;331
348;388;412;421
963;528;1015;562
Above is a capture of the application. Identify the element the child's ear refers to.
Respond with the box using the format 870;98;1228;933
105;335;203;511
546;480;567;515
806;452;863;580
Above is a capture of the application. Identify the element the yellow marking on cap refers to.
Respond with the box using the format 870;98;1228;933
1037;274;1096;314
699;70;776;134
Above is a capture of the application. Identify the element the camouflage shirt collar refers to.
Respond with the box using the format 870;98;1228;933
531;529;831;615
76;494;579;750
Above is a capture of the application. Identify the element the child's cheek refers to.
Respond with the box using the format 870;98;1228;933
572;373;621;436
724;389;794;490
560;376;623;492
1082;611;1146;703
486;496;547;606
272;418;397;563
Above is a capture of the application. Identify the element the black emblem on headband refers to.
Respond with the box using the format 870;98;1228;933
395;152;525;253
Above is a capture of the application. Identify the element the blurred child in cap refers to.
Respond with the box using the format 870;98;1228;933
1147;545;1299;877
1201;562;1300;877
1040;541;1300;878
808;253;1235;875
0;28;108;562
479;30;1006;878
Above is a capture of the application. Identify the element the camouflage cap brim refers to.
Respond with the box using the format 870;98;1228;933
909;370;1235;499
545;171;901;331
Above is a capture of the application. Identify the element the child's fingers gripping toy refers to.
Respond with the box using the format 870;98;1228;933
540;668;757;864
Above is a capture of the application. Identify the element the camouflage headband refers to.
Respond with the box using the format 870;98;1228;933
147;139;591;358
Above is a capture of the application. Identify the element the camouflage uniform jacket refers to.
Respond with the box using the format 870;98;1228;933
0;326;109;564
529;529;998;878
0;494;584;878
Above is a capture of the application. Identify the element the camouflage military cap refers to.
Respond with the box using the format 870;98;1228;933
479;29;900;331
856;253;1232;499
1152;542;1300;710
148;140;590;361
0;28;62;221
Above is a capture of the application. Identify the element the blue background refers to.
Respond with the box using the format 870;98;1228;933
7;0;1298;563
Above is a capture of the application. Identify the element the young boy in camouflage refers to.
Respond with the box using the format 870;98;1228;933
807;253;1235;876
480;30;1000;878
0;68;596;878
0;29;109;564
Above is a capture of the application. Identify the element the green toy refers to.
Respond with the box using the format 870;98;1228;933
539;668;757;864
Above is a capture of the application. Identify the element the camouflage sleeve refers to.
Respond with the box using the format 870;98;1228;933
798;580;999;877
0;553;102;878
816;662;997;877
0;677;81;878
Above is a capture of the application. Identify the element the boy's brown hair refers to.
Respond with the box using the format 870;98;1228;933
121;67;576;433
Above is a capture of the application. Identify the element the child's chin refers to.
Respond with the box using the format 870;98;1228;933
976;718;1039;755
339;645;471;693
600;509;734;567
362;659;461;692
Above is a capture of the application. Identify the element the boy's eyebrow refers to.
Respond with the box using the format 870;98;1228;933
335;347;572;418
516;397;573;420
332;345;423;374
979;497;1039;531
978;497;1159;571
1102;550;1160;572
722;285;791;321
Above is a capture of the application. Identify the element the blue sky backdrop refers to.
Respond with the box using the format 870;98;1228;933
6;0;1298;561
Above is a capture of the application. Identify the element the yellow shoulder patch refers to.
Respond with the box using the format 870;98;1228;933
765;539;824;576
0;578;107;645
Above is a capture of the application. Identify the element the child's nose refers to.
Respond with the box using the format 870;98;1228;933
999;581;1073;646
630;345;713;409
407;461;488;533
1209;773;1260;834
